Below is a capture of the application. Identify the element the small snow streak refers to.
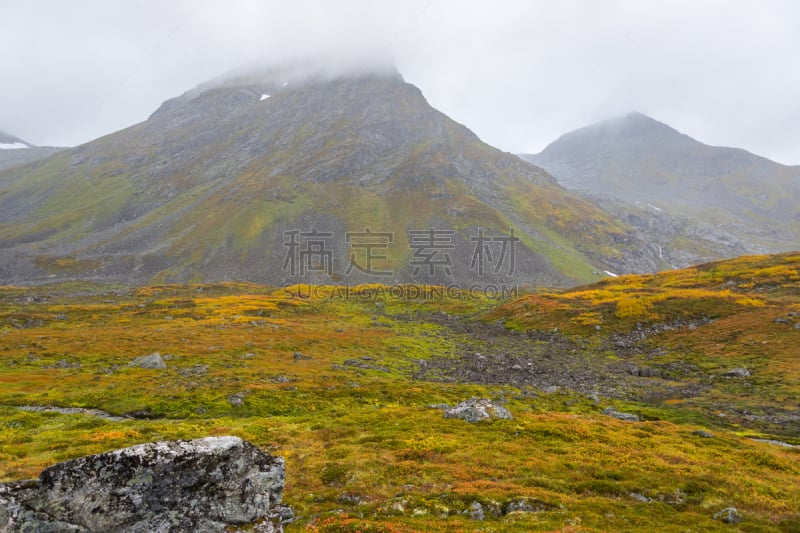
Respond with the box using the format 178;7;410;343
0;142;28;150
603;270;619;277
260;94;271;101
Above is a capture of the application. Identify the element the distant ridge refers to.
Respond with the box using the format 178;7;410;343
521;112;800;266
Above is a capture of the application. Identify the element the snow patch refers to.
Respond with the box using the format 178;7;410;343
603;271;619;277
259;94;271;101
647;203;662;212
0;142;28;150
282;81;288;87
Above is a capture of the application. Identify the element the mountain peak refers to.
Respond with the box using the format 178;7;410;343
0;129;30;149
149;58;403;121
0;64;647;287
521;111;800;263
576;111;685;142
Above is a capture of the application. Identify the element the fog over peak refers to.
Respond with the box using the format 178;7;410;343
200;54;402;92
1;0;799;164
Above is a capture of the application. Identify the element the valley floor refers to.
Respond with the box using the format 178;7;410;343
1;255;799;532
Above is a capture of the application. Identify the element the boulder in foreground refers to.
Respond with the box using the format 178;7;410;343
0;436;290;532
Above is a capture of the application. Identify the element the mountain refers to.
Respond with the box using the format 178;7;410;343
0;130;28;147
0;64;655;287
0;129;66;171
521;112;800;266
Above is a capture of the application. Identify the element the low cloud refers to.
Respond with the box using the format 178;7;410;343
1;0;798;164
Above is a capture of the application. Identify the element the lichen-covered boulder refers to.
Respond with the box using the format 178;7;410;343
444;398;513;422
0;436;290;532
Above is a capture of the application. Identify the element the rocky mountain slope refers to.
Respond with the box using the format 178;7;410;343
521;112;800;267
0;130;64;171
0;65;657;287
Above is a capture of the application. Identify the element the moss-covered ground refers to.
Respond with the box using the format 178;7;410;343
1;254;800;531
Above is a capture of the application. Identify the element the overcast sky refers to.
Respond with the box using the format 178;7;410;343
2;0;799;164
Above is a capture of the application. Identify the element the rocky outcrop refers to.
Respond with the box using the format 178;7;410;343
0;436;291;532
443;398;513;422
129;352;167;369
602;407;640;421
713;507;743;524
723;367;751;378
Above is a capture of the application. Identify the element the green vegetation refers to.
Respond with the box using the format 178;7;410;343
2;253;800;531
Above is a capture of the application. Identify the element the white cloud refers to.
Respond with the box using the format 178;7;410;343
0;0;798;163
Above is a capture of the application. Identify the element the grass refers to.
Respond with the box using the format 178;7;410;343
1;254;800;531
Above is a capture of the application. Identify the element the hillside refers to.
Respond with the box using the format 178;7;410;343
0;130;64;171
521;112;800;266
1;252;799;531
0;65;656;287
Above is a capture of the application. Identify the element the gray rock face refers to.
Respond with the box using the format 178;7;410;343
723;367;751;378
713;507;743;524
602;407;640;421
0;436;289;532
521;112;800;263
128;352;167;369
444;398;513;422
468;501;485;521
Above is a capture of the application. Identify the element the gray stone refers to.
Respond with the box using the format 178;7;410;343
795;323;800;330
723;367;750;378
53;359;80;369
713;507;742;524
0;436;288;532
504;498;553;514
629;492;651;503
751;438;796;448
693;430;715;438
128;352;167;369
468;501;484;521
228;391;248;407
444;398;513;422
602;407;639;421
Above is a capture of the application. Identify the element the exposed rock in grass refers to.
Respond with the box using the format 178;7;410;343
723;367;751;378
176;363;208;376
693;430;715;438
228;391;248;407
52;359;80;369
713;507;743;524
128;352;166;369
602;407;639;421
468;501;484;520
504;498;558;514
751;438;796;448
16;405;127;422
0;436;290;532
444;398;513;422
